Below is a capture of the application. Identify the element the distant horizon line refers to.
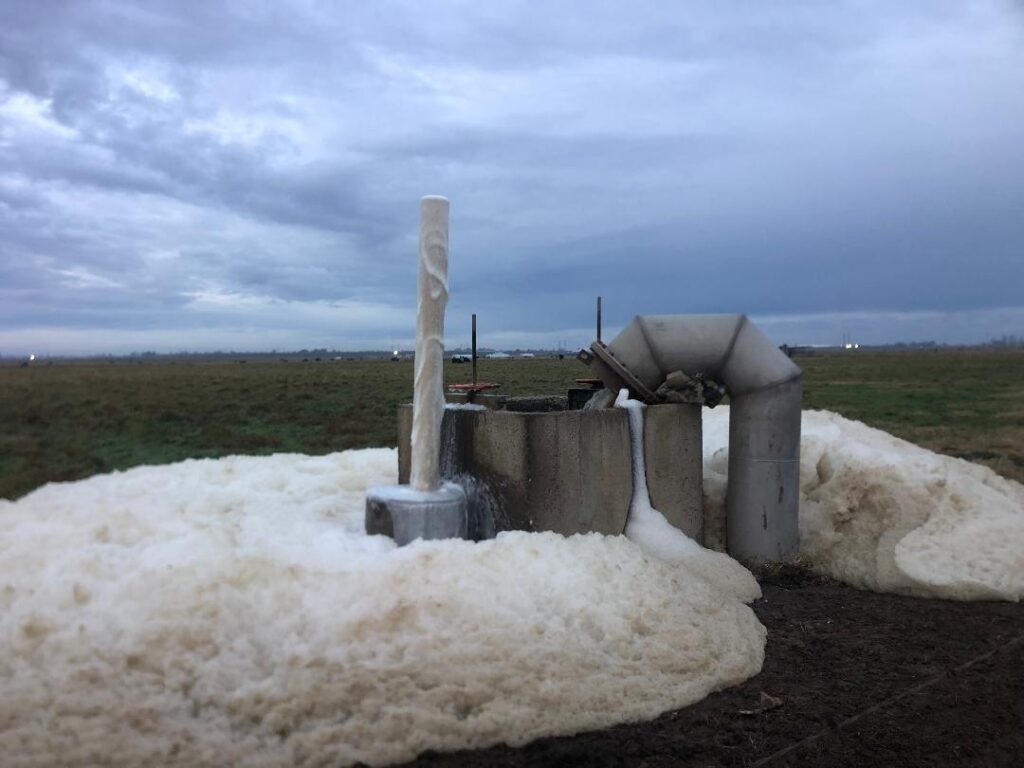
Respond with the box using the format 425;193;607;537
4;338;1023;361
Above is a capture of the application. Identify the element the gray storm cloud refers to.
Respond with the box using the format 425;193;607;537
1;0;1022;354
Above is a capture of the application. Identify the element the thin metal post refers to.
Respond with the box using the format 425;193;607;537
471;313;477;384
596;296;603;342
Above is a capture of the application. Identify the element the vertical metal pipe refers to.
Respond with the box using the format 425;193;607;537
471;313;478;385
597;296;603;342
726;378;802;562
410;196;449;492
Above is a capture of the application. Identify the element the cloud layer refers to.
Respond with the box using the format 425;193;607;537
2;1;1023;354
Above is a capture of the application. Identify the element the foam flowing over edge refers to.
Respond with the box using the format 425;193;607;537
614;390;762;604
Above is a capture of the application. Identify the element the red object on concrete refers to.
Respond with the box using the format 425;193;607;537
447;382;501;393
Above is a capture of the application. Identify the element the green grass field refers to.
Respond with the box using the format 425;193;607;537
2;350;1023;500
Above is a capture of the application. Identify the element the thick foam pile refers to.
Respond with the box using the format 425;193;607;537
0;450;764;767
703;407;1024;601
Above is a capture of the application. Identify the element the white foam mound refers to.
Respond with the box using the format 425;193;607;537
703;407;1024;601
0;450;765;767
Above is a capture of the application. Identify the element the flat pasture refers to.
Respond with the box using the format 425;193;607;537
2;349;1022;500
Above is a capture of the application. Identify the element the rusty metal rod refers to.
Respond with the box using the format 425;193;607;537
471;313;477;384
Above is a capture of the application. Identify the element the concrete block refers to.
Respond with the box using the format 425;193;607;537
644;404;703;541
401;405;631;536
397;401;705;543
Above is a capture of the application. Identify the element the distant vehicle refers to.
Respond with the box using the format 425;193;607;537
451;354;472;363
519;353;535;358
486;352;510;359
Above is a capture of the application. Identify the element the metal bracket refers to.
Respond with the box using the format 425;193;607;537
587;341;660;404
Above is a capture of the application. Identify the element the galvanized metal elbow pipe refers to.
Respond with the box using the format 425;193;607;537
587;314;802;563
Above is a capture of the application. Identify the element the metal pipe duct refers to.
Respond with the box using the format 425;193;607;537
586;314;801;563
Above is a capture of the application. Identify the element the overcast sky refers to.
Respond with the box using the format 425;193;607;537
1;1;1022;355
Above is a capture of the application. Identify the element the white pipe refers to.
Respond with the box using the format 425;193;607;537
410;196;450;492
592;314;802;562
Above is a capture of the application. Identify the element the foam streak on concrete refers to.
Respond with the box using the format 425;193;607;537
614;390;762;603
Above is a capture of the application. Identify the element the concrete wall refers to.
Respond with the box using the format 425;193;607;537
644;404;703;542
397;402;705;543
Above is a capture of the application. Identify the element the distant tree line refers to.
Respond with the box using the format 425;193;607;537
987;334;1023;348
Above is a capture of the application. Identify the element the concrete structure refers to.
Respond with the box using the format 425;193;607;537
587;314;801;563
397;401;706;543
366;196;468;545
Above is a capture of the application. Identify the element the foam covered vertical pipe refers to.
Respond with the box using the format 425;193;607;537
410;196;450;492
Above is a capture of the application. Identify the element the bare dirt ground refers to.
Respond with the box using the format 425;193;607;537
401;567;1024;767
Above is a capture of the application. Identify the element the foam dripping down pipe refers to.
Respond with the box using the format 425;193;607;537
410;196;450;492
591;314;802;562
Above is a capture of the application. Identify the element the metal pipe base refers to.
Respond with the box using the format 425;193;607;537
365;482;469;546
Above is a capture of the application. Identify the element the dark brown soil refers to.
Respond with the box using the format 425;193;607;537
400;567;1024;767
